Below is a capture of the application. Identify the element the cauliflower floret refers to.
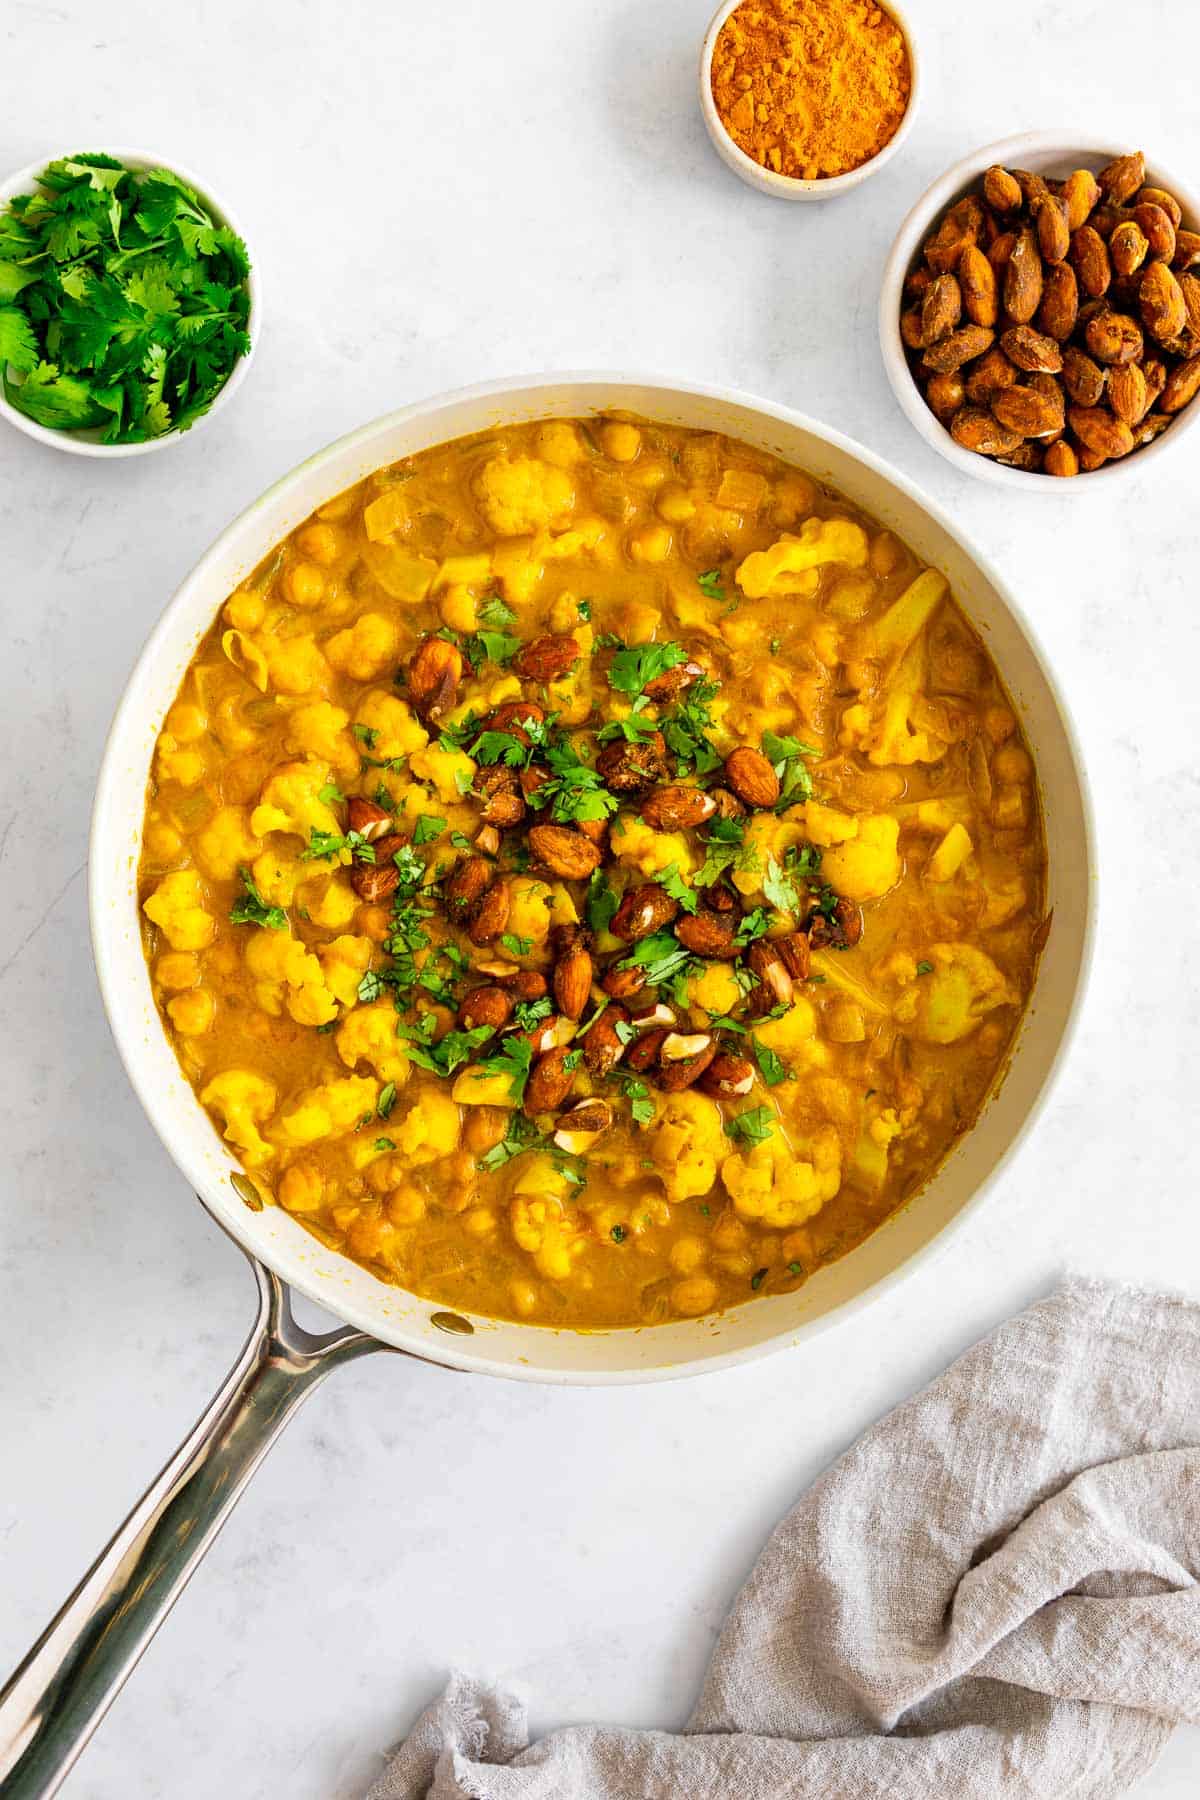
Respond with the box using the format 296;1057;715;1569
408;742;477;805
201;1069;277;1165
731;812;805;898
251;846;302;906
840;636;949;768
850;1108;903;1190
264;633;330;696
752;996;822;1063
722;1125;841;1228
250;761;339;843
820;814;901;903
802;800;859;847
353;690;429;760
302;875;359;930
475;455;575;538
274;1074;379;1146
611;814;697;879
510;1187;586;1282
143;869;215;952
284;700;357;775
646;1090;724;1203
394;1088;460;1164
194;806;261;881
325;611;401;681
688;960;743;1016
244;929;335;1026
156;742;205;787
736;517;869;600
336;999;412;1085
893;943;1019;1044
316;935;373;1007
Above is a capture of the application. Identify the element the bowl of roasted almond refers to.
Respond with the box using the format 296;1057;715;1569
880;132;1200;486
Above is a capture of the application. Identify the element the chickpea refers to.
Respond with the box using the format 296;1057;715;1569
870;531;901;577
286;561;326;608
366;1157;404;1196
145;820;183;861
224;589;265;631
714;1249;754;1278
167;989;214;1036
297;522;339;565
165;702;206;743
439;584;479;634
771;472;816;525
656;483;696;524
712;1210;749;1251
627;523;672;564
669;1236;708;1275
208;942;238;976
826;1000;866;1044
671;1275;719;1317
156;951;199;991
279;1163;325;1215
463;1207;498;1238
993;744;1032;784
348;1213;401;1265
984;706;1016;744
536;420;583;467
629;458;669;491
386;1188;427;1225
357;904;392;943
600;421;641;462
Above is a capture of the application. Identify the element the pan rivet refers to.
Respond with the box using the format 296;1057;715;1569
430;1311;475;1336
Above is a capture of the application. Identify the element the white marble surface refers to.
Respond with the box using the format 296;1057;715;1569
1;0;1198;1792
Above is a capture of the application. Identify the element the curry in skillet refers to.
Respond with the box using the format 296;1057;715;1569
139;417;1046;1327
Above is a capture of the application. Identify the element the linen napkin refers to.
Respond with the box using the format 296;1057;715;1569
367;1279;1200;1798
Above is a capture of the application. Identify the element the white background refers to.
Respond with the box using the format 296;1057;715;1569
1;0;1198;1794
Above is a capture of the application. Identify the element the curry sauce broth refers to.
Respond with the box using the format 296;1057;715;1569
138;416;1046;1328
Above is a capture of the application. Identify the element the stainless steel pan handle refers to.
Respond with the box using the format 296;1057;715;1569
0;1245;392;1799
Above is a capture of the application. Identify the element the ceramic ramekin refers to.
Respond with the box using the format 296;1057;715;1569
0;146;259;458
879;130;1200;490
699;0;921;200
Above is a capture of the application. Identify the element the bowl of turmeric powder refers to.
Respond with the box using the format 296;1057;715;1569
700;0;919;199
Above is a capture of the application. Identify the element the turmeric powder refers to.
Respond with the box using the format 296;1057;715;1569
710;0;912;182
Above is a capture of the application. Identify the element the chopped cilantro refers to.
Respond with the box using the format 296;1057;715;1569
751;1035;789;1086
353;724;380;748
606;640;687;698
578;599;593;621
513;996;553;1032
374;1137;396;1152
916;959;934;976
318;781;345;805
412;815;446;846
657;862;698;914
750;1267;768;1291
468;729;528;769
618;931;693;988
477;596;517;629
229;866;287;930
762;854;803;916
697;569;725;600
479;1033;534;1102
476;629;522;666
724;1105;775;1146
611;1224;627;1243
376;1082;397;1121
300;827;377;865
501;932;534;958
762;729;820;809
660;676;722;775
399;1022;494;1079
586;870;618;936
536;739;619;824
733;907;771;947
788;1260;803;1275
450;831;472;851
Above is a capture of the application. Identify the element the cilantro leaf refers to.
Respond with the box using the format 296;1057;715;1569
724;1105;775;1146
477;596;517;629
0;306;39;374
476;630;522;666
412;815;446;846
762;730;820;809
762;854;803;916
606;640;687;698
586;871;618;936
657;862;698;915
697;569;725;600
751;1035;789;1086
229;866;287;930
618;931;693;988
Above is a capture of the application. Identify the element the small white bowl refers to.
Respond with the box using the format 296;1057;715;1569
699;0;920;201
0;147;259;458
879;130;1200;490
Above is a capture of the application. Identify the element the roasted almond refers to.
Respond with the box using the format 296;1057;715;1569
459;986;514;1033
926;372;965;422
921;272;962;344
489;700;545;742
346;797;393;841
656;1037;717;1093
625;1027;670;1074
1070;226;1111;299
900;306;924;352
1043;439;1080;478
595;733;668;793
601;962;647;999
1083;309;1144;366
675;912;736;958
1034;194;1070;265
514;632;580;682
964;346;1019;404
349;835;404;903
581;1003;630;1077
1160;359;1200;414
924;194;984;273
527;824;603;880
777;932;812;980
1140;260;1188;343
406;635;462;719
640;785;718;831
523;1046;577;1116
468;877;512;947
724;745;781;808
1142;356;1168;407
1097;150;1145;206
949;407;1023;457
1132;202;1176;264
1036;262;1079;342
987;230;1016;270
1180;273;1200;340
445;855;493;922
1068;406;1135;459
1000;324;1063;373
1173;229;1200;271
958;245;998;329
1131;411;1173;446
1108;221;1149;279
746;940;793;1007
1107;362;1149;425
921;323;996;374
553;943;593;1020
611;882;679;942
1003;228;1043;324
1062;167;1101;231
643;658;705;701
474;767;525;828
1136;185;1183;229
1062;345;1107;407
982;164;1022;213
699;1052;756;1099
553;1099;613;1150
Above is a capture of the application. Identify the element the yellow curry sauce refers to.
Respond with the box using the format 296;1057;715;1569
139;417;1046;1329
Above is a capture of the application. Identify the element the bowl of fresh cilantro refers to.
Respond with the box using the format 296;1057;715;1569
0;149;257;454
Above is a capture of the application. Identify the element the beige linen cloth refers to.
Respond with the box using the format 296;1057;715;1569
367;1279;1200;1798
